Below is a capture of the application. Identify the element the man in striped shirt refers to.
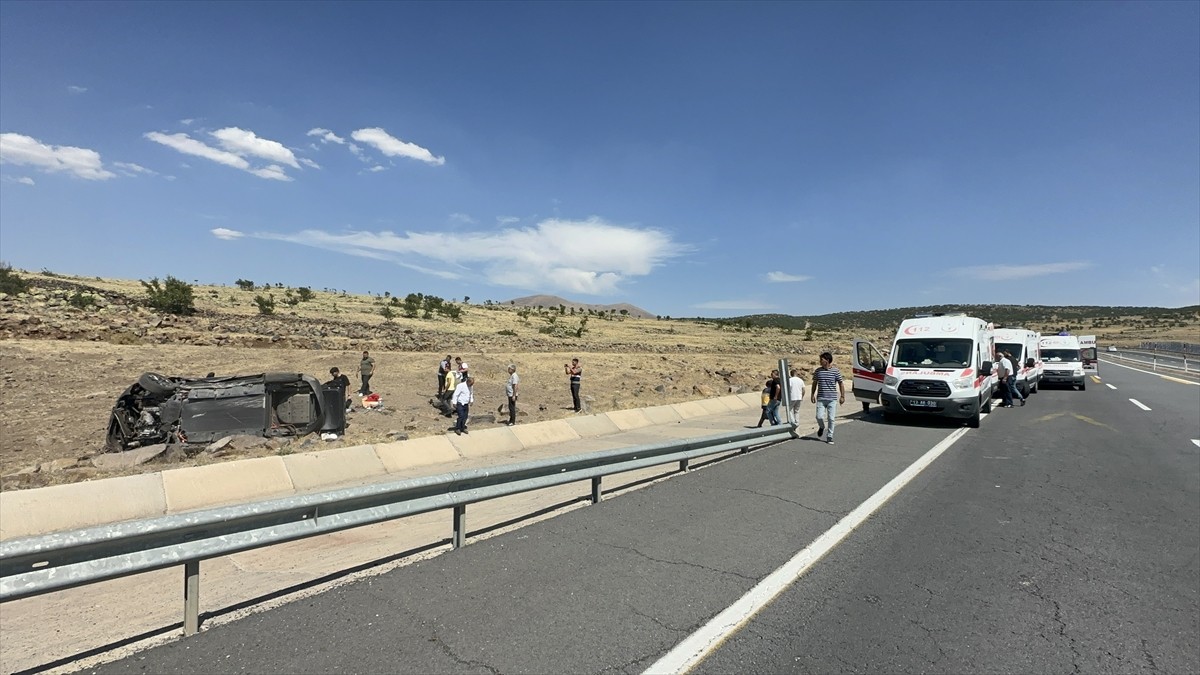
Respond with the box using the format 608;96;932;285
809;351;845;444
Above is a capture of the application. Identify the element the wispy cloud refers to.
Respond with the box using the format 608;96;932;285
950;261;1093;281
366;165;386;172
307;128;345;145
180;118;196;126
113;161;157;177
211;228;245;240
765;271;812;283
449;213;476;225
2;175;36;186
238;217;684;295
351;127;445;166
144;130;294;181
692;299;777;311
67;85;88;94
497;216;520;225
0;132;115;180
211;127;300;169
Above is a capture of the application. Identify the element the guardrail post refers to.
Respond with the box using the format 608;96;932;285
452;505;466;549
679;458;689;472
591;476;602;504
183;560;200;636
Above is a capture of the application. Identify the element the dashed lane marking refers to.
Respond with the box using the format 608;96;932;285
1106;383;1117;390
1129;398;1152;411
1192;440;1200;449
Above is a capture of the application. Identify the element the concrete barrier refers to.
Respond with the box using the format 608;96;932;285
162;457;295;513
0;474;167;540
375;436;461;473
450;427;526;459
282;445;389;492
564;414;622;438
510;419;580;447
671;400;711;419
641;405;683;425
604;409;654;431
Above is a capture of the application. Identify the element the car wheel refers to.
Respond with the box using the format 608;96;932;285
138;372;177;397
969;412;981;428
1079;380;1086;391
862;401;870;412
982;395;992;413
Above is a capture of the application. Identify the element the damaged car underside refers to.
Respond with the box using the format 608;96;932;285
106;372;331;452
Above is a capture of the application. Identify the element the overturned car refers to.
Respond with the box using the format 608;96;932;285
106;372;341;452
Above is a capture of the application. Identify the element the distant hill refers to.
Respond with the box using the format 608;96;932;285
717;304;1200;333
504;294;656;319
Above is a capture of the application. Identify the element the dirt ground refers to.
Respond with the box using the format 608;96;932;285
0;339;821;490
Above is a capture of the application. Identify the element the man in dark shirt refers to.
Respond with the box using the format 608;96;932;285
326;367;353;411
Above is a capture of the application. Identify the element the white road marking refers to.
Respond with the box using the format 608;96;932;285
643;427;971;675
1106;383;1117;390
1192;439;1200;449
1129;398;1152;411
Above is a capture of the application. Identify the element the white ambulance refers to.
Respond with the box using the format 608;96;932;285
994;328;1042;398
853;314;998;428
1079;335;1098;373
1038;334;1087;390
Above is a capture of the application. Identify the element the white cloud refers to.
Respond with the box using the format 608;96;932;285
2;175;36;186
113;161;157;177
765;271;812;283
211;228;245;240
497;216;520;225
366;165;386;172
348;144;369;162
180;118;196;126
299;157;320;169
211;127;300;169
307;128;345;144
250;216;684;295
144;131;293;181
449;213;476;225
67;85;87;93
692;299;777;311
351;127;445;165
950;261;1093;281
0;132;115;180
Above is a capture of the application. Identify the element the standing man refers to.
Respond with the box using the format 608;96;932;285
437;355;452;397
995;351;1015;408
505;364;520;426
325;367;353;412
451;376;474;435
358;350;375;396
1004;351;1026;406
565;357;583;412
766;369;783;425
787;367;807;424
810;352;845;444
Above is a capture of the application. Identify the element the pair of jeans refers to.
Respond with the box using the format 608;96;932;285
815;399;838;438
360;373;372;396
455;403;470;432
1007;374;1024;401
570;382;581;412
766;400;781;425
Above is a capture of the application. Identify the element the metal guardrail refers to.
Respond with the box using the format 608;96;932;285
1105;350;1195;375
0;421;796;636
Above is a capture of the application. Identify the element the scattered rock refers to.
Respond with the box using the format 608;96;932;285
91;444;168;470
38;458;79;472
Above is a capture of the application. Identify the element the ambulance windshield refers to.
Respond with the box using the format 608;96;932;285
996;343;1024;362
892;339;973;368
1042;349;1081;362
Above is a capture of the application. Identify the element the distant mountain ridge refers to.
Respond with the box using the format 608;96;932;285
505;294;656;319
723;304;1200;333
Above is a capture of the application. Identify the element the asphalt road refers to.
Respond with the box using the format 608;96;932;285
90;364;1200;674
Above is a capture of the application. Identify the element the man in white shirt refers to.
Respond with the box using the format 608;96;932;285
787;368;806;424
995;352;1015;408
505;365;520;426
451;376;475;435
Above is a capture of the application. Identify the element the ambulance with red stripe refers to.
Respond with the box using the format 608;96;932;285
854;314;998;428
994;327;1042;398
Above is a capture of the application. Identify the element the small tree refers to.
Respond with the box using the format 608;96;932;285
0;263;30;295
380;305;396;322
234;279;255;291
254;294;276;315
296;286;314;302
142;276;196;315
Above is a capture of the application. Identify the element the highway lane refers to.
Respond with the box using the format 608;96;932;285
693;366;1199;673
88;373;1198;674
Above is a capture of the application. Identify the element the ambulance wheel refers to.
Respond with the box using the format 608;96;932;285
982;396;993;414
969;412;981;428
862;401;870;412
1078;380;1086;391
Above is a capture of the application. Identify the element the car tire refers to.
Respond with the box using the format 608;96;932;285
862;401;870;412
138;372;177;397
969;411;981;428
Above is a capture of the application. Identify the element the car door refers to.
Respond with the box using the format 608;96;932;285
852;339;888;411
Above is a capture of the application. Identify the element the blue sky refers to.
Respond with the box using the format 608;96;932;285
1;1;1197;318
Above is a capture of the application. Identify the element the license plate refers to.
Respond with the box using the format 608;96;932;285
909;399;937;408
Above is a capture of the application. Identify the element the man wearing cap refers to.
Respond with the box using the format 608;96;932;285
505;364;520;425
325;367;353;411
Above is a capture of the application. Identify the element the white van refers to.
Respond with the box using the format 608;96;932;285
1038;335;1086;390
1079;335;1098;373
995;328;1042;398
853;314;998;428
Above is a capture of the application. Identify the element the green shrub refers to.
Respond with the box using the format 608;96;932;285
254;294;276;315
497;329;517;336
234;279;255;291
141;276;196;315
296;286;314;302
67;291;99;310
380;305;396;322
0;263;30;295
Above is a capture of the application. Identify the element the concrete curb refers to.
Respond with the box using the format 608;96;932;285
0;394;756;539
